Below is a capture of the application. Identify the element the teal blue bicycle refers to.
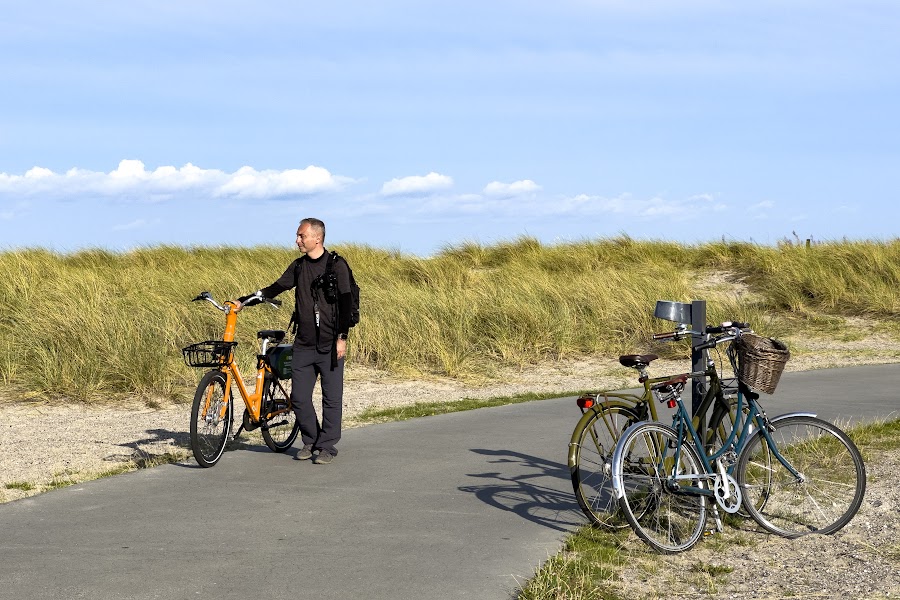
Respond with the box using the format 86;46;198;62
610;325;866;553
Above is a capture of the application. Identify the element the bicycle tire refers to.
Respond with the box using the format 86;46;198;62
736;415;866;538
571;405;641;528
190;370;233;468
261;377;300;452
613;422;708;553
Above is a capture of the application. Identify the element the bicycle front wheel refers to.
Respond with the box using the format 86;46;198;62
571;405;641;528
613;422;708;553
737;415;866;538
190;370;233;468
261;378;300;452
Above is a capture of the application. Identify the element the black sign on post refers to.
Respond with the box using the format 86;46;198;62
690;300;707;416
653;299;708;415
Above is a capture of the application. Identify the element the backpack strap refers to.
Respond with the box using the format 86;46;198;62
288;259;301;338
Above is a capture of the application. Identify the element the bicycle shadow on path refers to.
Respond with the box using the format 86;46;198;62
105;426;295;469
459;448;585;533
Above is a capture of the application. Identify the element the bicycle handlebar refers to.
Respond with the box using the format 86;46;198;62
652;321;752;346
706;321;749;334
651;331;676;340
191;291;281;312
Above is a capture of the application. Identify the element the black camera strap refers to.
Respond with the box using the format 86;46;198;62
325;251;340;370
305;251;340;370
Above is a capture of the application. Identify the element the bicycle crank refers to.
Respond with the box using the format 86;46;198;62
713;473;742;513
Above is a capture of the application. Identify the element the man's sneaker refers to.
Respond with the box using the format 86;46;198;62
295;444;314;461
313;450;335;465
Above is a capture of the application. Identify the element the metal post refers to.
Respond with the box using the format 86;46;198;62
690;299;707;416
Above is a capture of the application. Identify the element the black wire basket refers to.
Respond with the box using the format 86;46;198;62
182;341;238;368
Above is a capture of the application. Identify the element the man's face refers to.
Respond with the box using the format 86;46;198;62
296;223;321;253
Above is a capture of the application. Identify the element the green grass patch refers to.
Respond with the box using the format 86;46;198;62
3;451;190;501
691;562;734;577
356;390;593;424
4;481;36;491
518;527;629;600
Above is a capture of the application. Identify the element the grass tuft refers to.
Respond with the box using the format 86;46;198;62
4;481;36;491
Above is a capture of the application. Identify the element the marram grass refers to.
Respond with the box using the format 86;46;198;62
1;237;898;403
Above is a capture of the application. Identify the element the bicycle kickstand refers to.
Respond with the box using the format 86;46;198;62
706;505;724;536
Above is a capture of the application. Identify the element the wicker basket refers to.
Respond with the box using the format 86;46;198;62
182;341;237;368
734;334;790;394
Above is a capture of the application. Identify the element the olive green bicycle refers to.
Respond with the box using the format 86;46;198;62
568;321;746;527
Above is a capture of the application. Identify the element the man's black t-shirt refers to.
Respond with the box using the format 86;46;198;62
260;250;352;350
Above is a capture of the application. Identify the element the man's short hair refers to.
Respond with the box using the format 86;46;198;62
301;217;326;241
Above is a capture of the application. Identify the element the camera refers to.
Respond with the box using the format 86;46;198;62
311;272;338;303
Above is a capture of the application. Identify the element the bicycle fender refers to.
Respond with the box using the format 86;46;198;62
770;411;817;422
567;398;639;470
610;421;671;500
748;411;817;436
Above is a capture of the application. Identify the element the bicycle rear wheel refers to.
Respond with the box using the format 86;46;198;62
261;378;300;452
613;422;708;553
571;405;640;528
737;415;866;537
190;370;233;468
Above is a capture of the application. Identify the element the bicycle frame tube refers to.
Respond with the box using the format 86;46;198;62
218;301;267;421
673;393;747;475
666;390;805;497
749;410;806;480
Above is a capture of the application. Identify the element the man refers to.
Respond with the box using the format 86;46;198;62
236;218;353;464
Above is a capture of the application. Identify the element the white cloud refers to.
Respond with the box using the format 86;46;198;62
543;192;726;220
750;200;775;211
0;160;349;200
25;167;54;179
483;179;542;197
381;172;453;196
217;165;341;198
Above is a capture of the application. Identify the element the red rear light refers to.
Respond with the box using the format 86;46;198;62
667;399;677;408
577;396;594;409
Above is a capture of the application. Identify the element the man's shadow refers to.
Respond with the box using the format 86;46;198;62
458;448;585;532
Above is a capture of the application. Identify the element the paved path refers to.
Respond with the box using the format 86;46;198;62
0;365;897;600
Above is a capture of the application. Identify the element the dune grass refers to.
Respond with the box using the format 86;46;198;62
1;237;898;403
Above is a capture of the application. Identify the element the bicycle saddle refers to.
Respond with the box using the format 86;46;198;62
257;330;286;342
619;354;659;368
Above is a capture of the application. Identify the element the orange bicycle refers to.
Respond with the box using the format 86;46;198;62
181;291;300;467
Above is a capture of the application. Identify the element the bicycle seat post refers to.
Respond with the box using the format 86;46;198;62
638;364;651;383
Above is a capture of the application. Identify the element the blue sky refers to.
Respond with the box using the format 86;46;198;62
1;1;898;255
